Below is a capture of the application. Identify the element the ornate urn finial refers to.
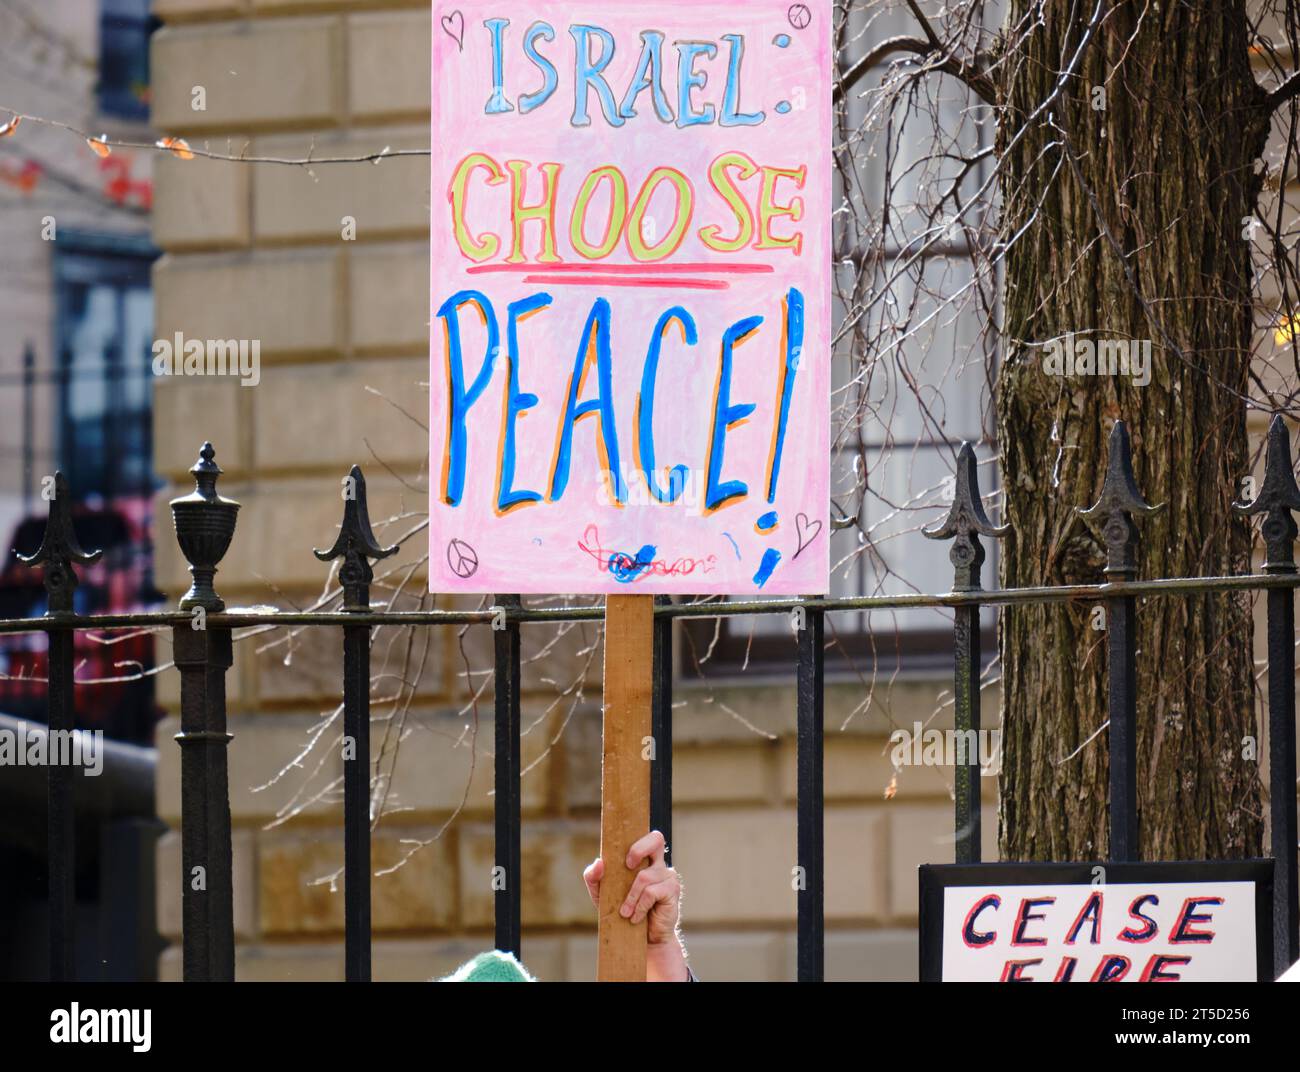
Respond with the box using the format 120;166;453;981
170;442;240;611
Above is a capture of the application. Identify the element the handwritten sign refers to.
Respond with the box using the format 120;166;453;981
919;862;1273;982
429;1;830;593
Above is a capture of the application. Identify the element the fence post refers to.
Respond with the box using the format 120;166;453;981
796;599;824;982
924;443;1006;864
21;343;34;504
492;593;522;959
315;466;396;982
1080;421;1162;863
170;443;239;982
1234;414;1300;977
19;471;102;981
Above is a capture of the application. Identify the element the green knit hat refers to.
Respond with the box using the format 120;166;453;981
439;950;534;982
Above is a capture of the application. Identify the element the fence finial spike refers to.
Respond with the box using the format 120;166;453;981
1077;420;1164;579
314;465;398;608
923;442;1008;541
1234;413;1300;573
923;442;1007;591
17;471;103;613
1078;420;1164;522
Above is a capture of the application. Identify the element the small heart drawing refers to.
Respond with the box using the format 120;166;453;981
793;512;823;560
441;10;465;52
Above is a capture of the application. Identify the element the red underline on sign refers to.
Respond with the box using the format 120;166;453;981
522;274;731;290
467;262;775;276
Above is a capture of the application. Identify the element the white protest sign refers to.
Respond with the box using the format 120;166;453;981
920;862;1272;982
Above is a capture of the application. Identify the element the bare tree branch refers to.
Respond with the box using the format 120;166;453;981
835;35;996;105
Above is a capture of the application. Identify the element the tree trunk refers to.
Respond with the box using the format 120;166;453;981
996;2;1269;860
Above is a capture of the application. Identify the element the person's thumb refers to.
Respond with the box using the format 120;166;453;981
583;857;604;906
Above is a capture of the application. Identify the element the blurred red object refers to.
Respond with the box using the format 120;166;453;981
0;497;163;743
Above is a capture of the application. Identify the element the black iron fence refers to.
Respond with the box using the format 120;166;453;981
2;418;1298;982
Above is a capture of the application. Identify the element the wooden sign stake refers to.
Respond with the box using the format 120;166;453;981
597;593;654;982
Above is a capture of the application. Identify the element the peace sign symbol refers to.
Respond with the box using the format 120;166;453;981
788;4;812;30
447;538;479;579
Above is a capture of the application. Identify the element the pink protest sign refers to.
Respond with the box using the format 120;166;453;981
429;1;830;594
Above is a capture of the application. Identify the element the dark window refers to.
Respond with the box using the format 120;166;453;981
54;232;157;505
98;0;158;121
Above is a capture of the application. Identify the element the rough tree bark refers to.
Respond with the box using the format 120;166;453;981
995;2;1270;860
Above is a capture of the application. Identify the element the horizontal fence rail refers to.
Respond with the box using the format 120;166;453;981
12;570;1300;636
5;420;1299;982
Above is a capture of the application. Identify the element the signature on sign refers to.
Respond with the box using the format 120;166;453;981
578;525;716;583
